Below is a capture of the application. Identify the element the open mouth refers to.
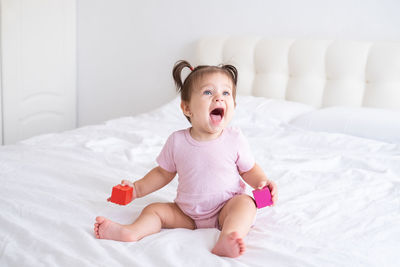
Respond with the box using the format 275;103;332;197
210;108;224;124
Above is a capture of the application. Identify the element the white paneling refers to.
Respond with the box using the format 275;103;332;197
196;37;400;110
78;0;400;126
1;0;76;144
0;48;2;144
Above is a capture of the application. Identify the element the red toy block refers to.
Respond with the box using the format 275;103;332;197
252;186;273;208
107;185;133;205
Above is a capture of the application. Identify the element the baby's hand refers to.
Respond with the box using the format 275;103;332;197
121;180;138;199
257;180;278;205
121;179;133;187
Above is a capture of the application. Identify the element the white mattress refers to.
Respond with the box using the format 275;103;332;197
1;96;399;267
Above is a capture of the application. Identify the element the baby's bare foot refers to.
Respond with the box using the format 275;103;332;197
94;216;137;242
211;232;245;258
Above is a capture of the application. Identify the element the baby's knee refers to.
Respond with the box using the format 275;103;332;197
237;194;257;210
141;202;174;228
142;202;164;215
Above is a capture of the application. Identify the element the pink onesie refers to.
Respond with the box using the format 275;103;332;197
156;127;255;229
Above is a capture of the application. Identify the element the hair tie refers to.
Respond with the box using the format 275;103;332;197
189;66;194;71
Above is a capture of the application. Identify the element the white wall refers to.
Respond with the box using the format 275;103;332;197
77;0;400;126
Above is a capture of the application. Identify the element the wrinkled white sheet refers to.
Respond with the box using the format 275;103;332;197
1;96;399;267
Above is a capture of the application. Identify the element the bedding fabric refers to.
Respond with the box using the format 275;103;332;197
0;96;399;267
290;106;400;144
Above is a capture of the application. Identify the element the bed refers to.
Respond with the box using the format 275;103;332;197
1;37;399;266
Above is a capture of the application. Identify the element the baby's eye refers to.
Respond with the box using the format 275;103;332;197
203;90;212;95
223;91;230;96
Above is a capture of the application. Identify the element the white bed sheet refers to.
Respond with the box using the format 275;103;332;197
1;96;399;267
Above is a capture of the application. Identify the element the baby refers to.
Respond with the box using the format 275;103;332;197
94;60;277;258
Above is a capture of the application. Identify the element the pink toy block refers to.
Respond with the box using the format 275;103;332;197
252;186;273;208
107;185;133;205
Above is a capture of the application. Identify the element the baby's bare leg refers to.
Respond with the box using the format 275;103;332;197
211;194;257;257
94;202;195;242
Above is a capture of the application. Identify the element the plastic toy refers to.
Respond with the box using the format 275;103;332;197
107;184;133;205
252;186;273;208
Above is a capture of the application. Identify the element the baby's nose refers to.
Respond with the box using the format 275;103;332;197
215;94;224;102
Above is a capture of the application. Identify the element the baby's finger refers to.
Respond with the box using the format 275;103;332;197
269;194;276;206
258;180;267;189
268;182;277;205
121;180;131;186
268;181;277;195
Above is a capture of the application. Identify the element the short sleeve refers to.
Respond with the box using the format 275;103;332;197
156;133;177;173
235;129;255;173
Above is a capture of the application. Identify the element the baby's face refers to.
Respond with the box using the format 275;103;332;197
181;72;235;140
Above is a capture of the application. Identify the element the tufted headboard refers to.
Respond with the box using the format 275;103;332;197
195;37;400;110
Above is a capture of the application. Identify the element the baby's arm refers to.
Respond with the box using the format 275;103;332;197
122;166;176;198
240;163;278;204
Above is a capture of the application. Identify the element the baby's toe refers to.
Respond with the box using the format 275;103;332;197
238;238;246;254
96;216;105;224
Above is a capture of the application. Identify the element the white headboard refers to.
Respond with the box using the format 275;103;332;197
195;37;400;110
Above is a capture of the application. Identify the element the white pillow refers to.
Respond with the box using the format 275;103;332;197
290;107;400;144
235;95;315;123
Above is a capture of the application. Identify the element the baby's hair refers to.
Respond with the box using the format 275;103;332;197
172;60;238;104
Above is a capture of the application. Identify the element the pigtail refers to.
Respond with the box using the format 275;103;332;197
221;64;238;86
172;60;194;93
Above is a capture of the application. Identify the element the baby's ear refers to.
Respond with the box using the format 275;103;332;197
180;101;191;117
